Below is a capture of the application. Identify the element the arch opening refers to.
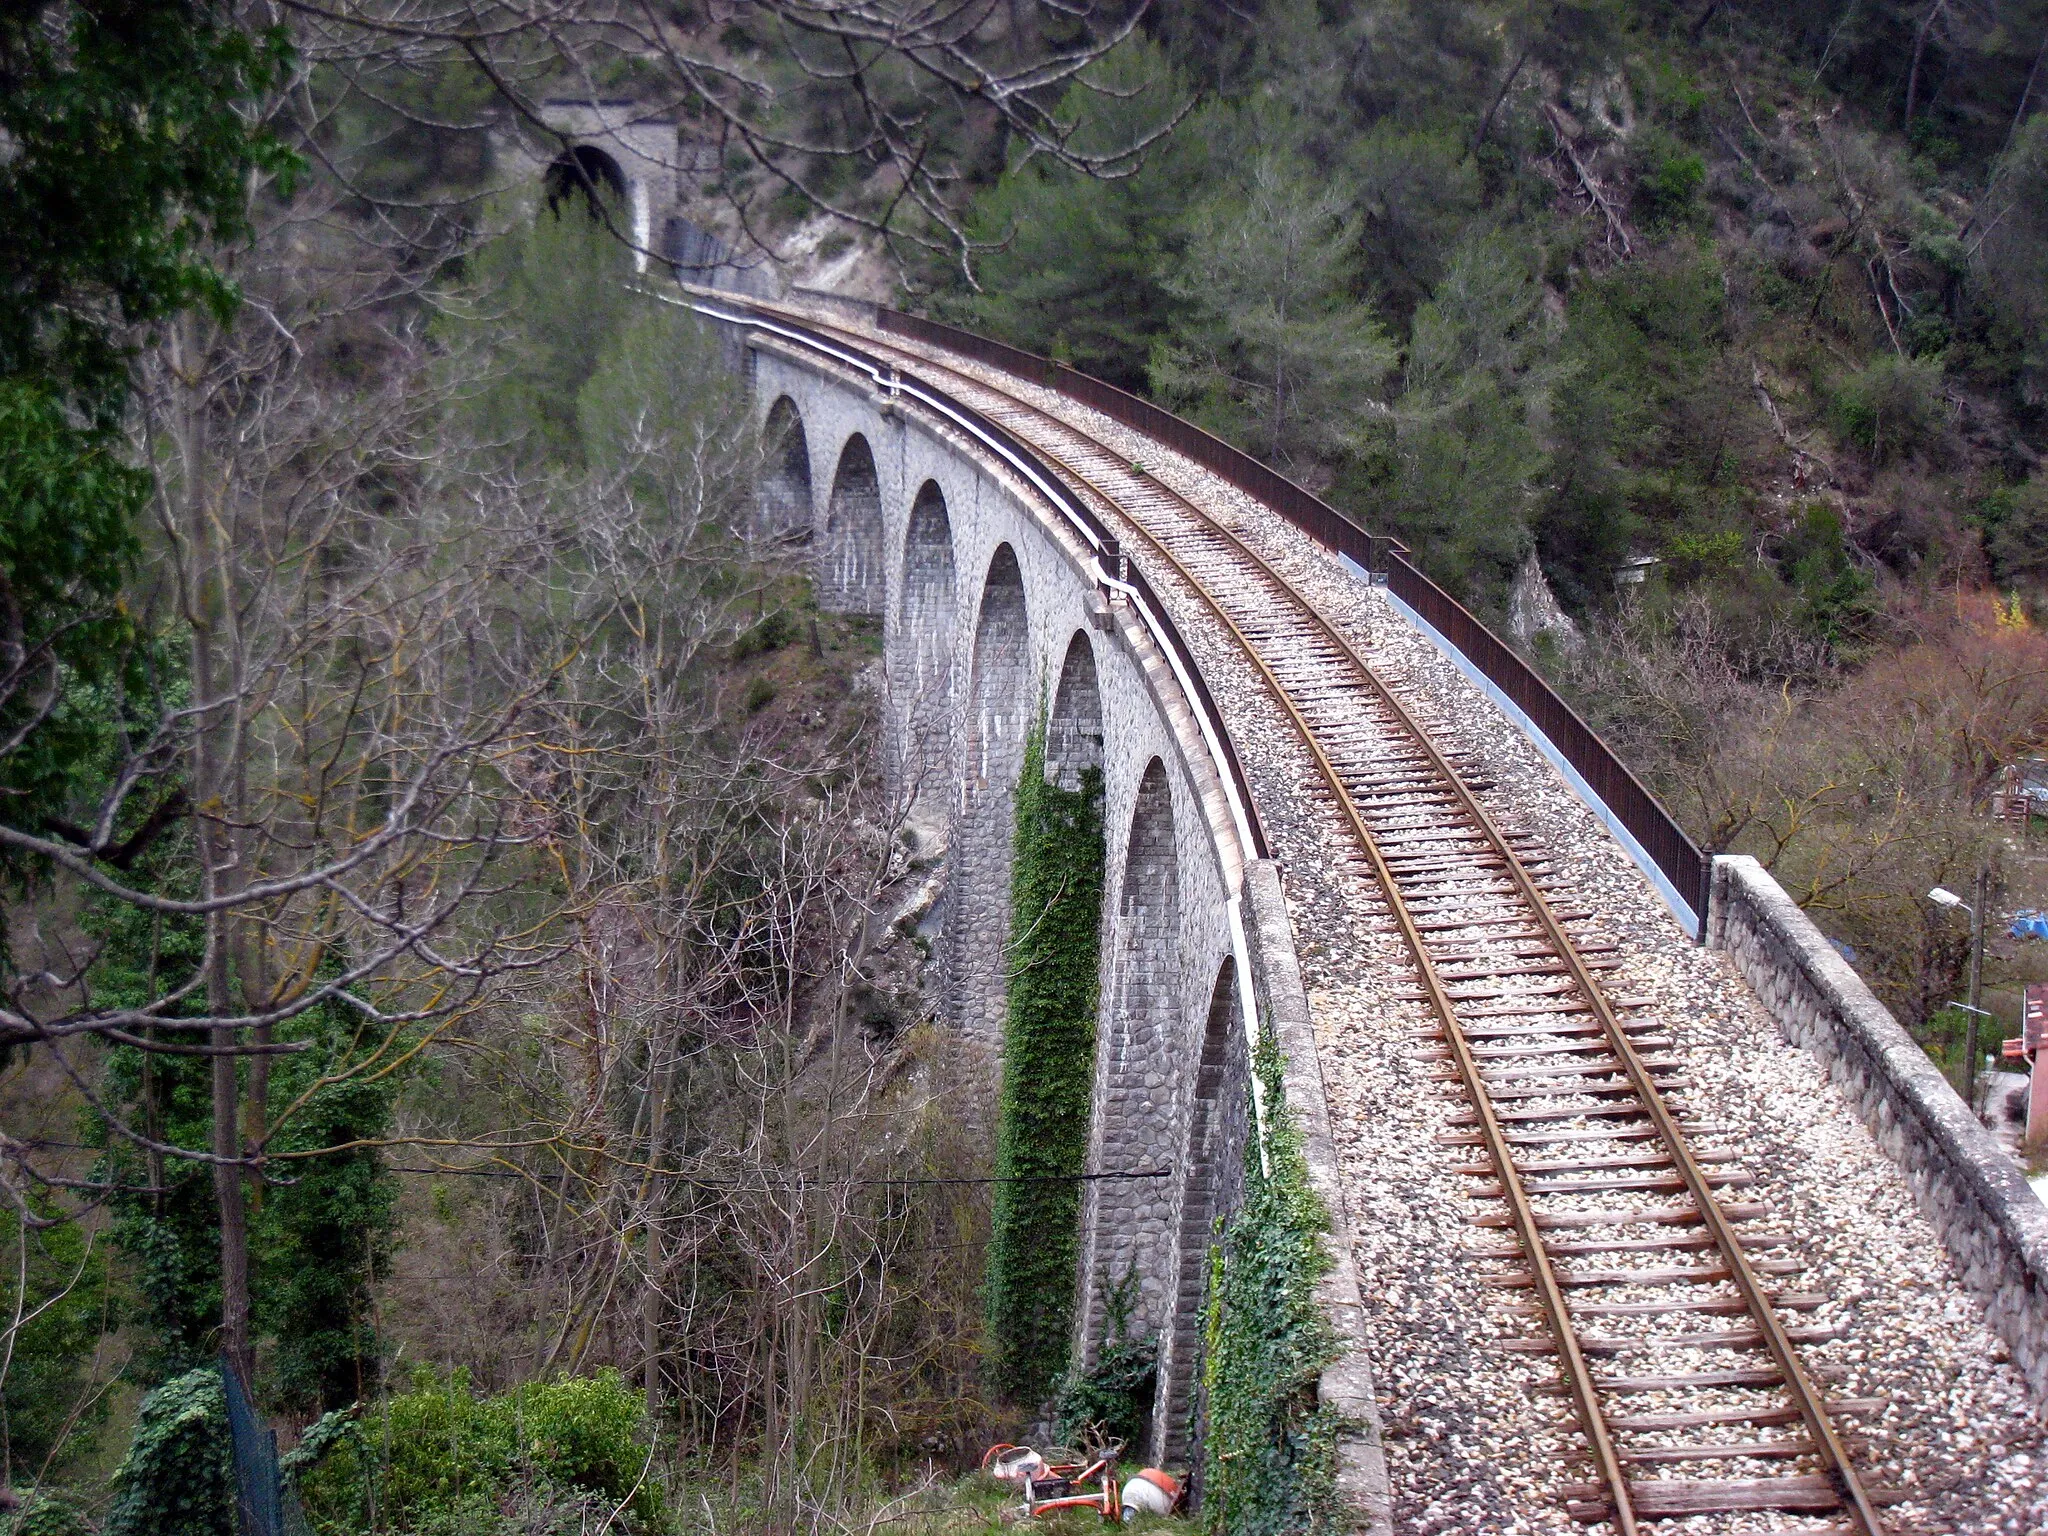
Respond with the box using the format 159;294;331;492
1046;632;1104;792
545;145;627;219
1160;956;1250;1467
820;434;885;615
945;544;1031;1043
757;397;812;540
1078;756;1182;1442
964;546;1029;798
898;482;958;802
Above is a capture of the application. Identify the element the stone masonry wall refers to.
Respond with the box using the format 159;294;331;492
1077;759;1184;1362
1709;854;2048;1398
819;433;887;614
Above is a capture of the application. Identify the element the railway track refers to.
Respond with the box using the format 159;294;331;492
765;305;1894;1533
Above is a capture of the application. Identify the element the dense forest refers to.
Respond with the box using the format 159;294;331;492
2;0;2047;1531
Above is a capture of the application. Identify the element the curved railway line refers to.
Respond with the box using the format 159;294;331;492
757;305;1905;1534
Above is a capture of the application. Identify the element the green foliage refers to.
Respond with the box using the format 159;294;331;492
102;1368;234;1536
1827;355;1949;465
256;1036;403;1413
0;0;293;1009
1628;126;1707;236
1776;502;1877;650
88;849;402;1405
1539;248;1750;610
0;1204;115;1476
986;720;1105;1404
1152;144;1395;469
1978;479;2048;583
0;0;297;416
1978;118;2048;402
574;304;744;486
1201;1053;1339;1536
1915;1003;1997;1088
1350;125;1484;324
1052;1271;1156;1450
445;210;639;468
732;608;799;661
297;1368;663;1530
5;1492;90;1536
1384;232;1552;605
0;380;145;942
1660;526;1747;585
942;42;1198;392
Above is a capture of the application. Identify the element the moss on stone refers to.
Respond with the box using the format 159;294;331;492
1201;1043;1341;1536
985;716;1105;1405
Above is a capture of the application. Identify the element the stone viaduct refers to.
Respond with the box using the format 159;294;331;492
681;287;2048;1531
725;307;1341;1471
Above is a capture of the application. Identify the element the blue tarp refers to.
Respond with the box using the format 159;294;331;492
2012;911;2048;940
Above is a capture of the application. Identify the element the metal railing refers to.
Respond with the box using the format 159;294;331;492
874;308;1711;931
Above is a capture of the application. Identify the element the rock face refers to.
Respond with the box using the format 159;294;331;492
1506;550;1580;654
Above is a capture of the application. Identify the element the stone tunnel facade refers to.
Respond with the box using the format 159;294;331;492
739;334;1268;1464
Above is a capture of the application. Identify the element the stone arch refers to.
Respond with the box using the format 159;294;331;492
819;434;885;615
1158;957;1250;1466
757;396;811;539
1045;632;1104;792
898;481;957;801
545;144;626;218
1081;758;1182;1399
948;544;1031;1042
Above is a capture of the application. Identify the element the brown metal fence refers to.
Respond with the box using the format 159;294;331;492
875;308;1710;930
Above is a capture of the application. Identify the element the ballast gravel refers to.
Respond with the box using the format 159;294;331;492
817;313;2048;1535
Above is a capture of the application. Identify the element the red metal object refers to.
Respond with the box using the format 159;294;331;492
983;1445;1125;1523
2002;986;2048;1151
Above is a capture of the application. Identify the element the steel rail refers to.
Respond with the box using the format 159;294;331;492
795;313;1886;1535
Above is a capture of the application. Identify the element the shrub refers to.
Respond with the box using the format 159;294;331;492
6;1494;90;1536
102;1369;235;1536
1629;127;1706;236
298;1367;662;1531
1979;479;2048;583
1828;356;1949;465
1053;1271;1156;1451
0;1205;115;1475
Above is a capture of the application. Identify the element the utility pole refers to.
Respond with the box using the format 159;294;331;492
1967;866;1989;1111
1930;875;1996;1110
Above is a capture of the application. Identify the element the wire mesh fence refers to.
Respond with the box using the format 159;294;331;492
220;1360;314;1536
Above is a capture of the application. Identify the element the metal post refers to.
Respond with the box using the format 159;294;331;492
1967;866;1988;1109
2027;987;2048;1154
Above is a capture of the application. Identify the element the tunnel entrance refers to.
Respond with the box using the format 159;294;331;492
544;144;627;220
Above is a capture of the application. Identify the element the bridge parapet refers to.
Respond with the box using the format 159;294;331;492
1710;855;2048;1396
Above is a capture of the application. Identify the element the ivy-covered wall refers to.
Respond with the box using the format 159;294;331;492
984;718;1105;1404
1200;1043;1341;1536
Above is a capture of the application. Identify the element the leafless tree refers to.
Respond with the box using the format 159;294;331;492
277;0;1182;275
